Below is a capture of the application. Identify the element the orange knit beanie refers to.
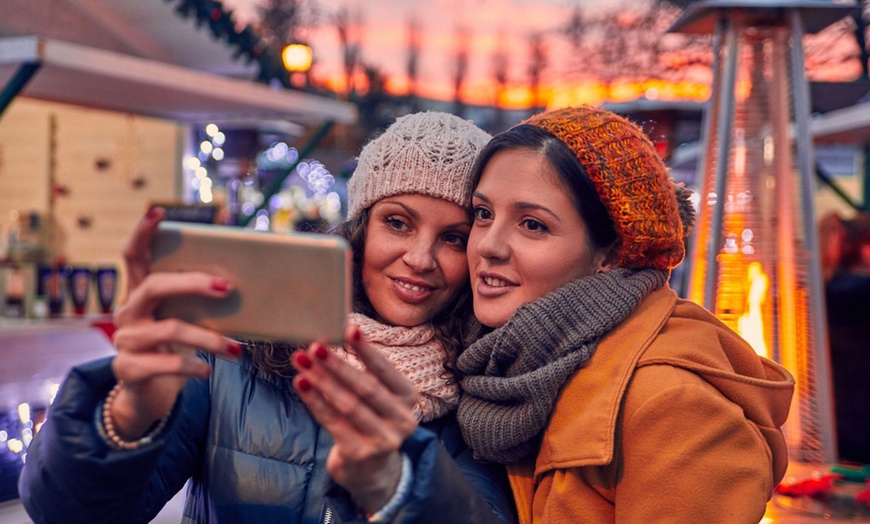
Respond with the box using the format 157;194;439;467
522;106;686;270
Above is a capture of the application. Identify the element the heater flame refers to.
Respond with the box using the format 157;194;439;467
737;262;770;358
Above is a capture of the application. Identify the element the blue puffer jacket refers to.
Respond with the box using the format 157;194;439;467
19;352;516;524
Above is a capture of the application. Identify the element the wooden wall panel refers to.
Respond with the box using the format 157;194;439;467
0;98;183;310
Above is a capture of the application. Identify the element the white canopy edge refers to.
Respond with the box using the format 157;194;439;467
0;36;356;125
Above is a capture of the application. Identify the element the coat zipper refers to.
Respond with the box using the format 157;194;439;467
322;505;334;524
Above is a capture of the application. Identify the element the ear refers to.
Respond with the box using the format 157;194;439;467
595;240;621;273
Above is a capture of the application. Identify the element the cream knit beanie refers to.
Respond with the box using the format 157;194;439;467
346;111;492;218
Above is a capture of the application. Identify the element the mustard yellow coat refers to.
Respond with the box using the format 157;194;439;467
508;286;795;524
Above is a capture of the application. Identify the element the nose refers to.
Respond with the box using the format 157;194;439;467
402;235;438;272
473;223;510;262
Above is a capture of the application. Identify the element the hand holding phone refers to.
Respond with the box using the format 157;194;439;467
151;222;351;344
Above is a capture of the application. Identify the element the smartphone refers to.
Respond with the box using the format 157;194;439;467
151;221;351;344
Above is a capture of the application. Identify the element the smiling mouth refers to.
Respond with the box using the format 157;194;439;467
392;278;433;292
483;276;513;288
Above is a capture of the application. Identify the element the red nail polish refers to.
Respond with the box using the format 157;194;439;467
227;342;242;357
211;279;230;292
351;327;362;342
146;207;160;219
296;377;312;393
314;344;329;360
295;352;312;369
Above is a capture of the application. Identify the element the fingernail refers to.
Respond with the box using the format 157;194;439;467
296;377;312;393
314;344;328;361
146;207;160;220
211;279;230;292
351;327;362;342
227;341;242;357
294;352;312;369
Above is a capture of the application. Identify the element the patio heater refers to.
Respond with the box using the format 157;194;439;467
670;0;855;464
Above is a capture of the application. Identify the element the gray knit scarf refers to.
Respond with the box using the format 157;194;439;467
456;268;668;463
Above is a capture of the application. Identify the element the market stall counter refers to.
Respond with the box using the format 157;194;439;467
0;317;186;522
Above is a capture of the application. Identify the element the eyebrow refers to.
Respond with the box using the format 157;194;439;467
381;200;470;230
380;200;420;220
472;191;561;223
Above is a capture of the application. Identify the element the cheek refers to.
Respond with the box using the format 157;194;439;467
467;230;483;267
360;238;386;292
441;250;470;291
528;246;594;294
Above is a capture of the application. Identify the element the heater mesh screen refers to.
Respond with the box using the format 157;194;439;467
687;25;831;463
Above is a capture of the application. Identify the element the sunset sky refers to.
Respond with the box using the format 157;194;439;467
221;0;860;108
221;0;714;107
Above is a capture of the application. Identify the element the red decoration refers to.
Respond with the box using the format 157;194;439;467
51;183;70;198
776;474;842;497
857;483;870;506
90;316;116;340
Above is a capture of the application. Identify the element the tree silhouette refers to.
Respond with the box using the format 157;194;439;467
354;64;394;141
527;31;547;117
407;15;422;112
334;6;362;99
452;25;470;118
256;0;316;48
491;29;510;131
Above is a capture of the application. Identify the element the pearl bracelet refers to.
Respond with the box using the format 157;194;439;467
100;382;170;451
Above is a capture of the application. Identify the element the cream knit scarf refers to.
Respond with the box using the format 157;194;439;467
337;312;459;423
457;268;668;463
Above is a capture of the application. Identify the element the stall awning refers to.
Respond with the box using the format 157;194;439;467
0;35;356;125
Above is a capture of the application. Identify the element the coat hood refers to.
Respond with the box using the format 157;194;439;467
535;286;795;480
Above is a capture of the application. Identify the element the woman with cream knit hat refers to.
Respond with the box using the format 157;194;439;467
298;106;795;523
20;112;516;523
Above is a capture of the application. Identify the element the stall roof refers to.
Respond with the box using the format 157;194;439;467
0;36;356;125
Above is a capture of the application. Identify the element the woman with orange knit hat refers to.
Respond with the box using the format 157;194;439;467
454;106;795;523
291;106;795;522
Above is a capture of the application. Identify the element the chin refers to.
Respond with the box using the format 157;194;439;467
473;308;510;329
380;309;430;328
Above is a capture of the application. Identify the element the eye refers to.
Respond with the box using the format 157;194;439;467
473;206;492;222
521;218;549;233
385;216;409;232
443;232;468;248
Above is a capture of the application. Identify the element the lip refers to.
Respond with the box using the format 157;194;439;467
390;276;436;304
475;271;518;298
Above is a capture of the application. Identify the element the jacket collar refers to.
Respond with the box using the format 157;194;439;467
533;285;677;474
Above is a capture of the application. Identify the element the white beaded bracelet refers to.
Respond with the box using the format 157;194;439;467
99;382;170;451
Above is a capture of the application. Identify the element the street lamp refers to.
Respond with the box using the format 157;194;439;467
282;43;313;87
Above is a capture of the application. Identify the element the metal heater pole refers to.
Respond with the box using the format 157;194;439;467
686;18;723;304
704;16;739;312
789;10;838;463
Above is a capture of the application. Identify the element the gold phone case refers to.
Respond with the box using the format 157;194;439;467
152;221;350;344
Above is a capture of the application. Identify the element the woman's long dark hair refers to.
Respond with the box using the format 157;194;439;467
469;124;618;251
251;207;476;378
